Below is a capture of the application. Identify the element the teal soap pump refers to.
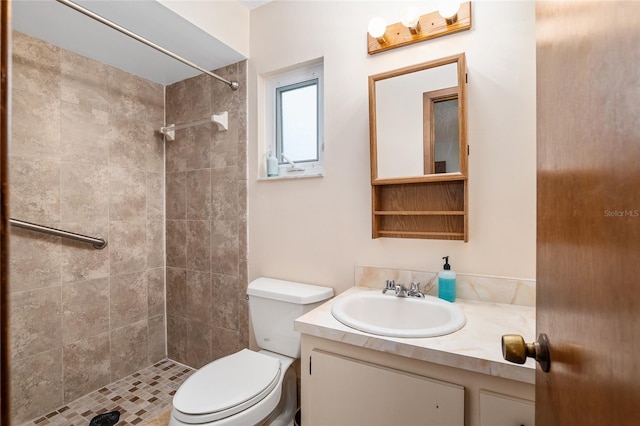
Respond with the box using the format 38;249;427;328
438;256;457;302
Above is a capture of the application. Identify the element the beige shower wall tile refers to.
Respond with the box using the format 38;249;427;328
238;261;250;349
166;172;186;220
60;49;115;113
12;89;61;160
146;129;165;173
60;222;109;282
109;167;146;221
211;273;238;331
186;220;211;272
9;227;61;293
165;131;190;173
107;67;154;118
166;220;187;268
63;333;111;402
211;220;239;276
166;73;211;125
108;115;147;171
12;31;61;98
211;167;237;221
210;63;243;114
110;271;148;330
110;320;149;381
238;179;247;222
60;164;109;223
10;286;62;360
147;220;165;269
62;277;109;344
187;169;212;220
148;267;165;318
10;348;63;424
185;125;212;171
186;270;212;323
167;314;188;364
187;318;212;369
211;326;240;361
109;220;147;276
166;267;187;319
10;156;60;223
147;172;164;221
60;100;110;166
211;125;239;170
148;315;167;363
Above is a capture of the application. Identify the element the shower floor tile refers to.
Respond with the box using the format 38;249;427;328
22;359;194;426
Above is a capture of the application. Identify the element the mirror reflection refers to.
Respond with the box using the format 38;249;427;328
370;54;467;182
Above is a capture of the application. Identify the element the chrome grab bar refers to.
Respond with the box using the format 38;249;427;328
9;218;108;249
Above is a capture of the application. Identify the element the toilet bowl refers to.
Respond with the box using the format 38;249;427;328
169;278;333;426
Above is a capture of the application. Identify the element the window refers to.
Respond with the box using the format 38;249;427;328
265;62;324;178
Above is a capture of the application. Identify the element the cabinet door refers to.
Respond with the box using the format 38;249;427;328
479;390;534;426
308;350;464;426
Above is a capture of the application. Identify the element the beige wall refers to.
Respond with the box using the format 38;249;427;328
248;1;536;293
9;32;165;423
164;62;249;369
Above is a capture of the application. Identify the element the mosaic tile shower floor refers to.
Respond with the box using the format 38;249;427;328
22;360;193;426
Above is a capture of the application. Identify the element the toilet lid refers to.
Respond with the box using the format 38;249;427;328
173;349;281;418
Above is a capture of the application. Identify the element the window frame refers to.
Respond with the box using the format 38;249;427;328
265;62;324;178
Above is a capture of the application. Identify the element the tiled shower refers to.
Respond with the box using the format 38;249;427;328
9;31;248;423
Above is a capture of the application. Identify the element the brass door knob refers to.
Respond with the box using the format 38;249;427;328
501;333;550;372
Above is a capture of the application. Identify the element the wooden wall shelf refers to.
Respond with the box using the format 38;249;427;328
372;180;468;241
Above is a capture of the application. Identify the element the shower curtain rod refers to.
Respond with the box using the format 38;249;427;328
10;218;108;249
55;0;239;91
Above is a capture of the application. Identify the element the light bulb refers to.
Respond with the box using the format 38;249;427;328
401;7;421;33
368;17;387;43
439;0;461;24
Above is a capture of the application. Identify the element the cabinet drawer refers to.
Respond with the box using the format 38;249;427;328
479;389;534;426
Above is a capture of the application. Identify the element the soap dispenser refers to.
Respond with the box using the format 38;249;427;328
266;151;279;177
438;256;457;302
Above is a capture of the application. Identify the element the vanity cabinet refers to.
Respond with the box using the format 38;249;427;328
308;349;464;426
300;335;534;426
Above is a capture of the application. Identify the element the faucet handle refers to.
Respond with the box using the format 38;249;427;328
383;279;396;294
409;282;425;298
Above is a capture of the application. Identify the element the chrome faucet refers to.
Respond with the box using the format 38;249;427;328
394;283;409;297
382;280;424;298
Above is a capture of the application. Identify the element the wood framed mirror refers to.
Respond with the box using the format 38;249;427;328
369;53;467;184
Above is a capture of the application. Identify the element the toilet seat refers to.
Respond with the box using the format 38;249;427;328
172;349;281;424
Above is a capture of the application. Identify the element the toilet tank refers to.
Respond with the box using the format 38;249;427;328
247;278;334;358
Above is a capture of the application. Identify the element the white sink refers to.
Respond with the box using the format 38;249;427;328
330;291;466;338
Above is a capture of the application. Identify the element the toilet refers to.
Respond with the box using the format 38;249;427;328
169;277;334;426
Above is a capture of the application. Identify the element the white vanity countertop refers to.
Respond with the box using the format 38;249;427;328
294;286;536;384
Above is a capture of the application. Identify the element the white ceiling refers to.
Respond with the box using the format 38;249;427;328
11;0;248;86
238;0;271;9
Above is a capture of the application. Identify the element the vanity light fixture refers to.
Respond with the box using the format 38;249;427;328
367;1;472;55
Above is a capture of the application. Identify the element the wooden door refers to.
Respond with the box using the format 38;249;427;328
536;2;640;424
1;1;10;424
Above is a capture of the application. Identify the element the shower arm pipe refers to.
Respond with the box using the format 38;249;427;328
9;218;108;249
55;0;239;91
